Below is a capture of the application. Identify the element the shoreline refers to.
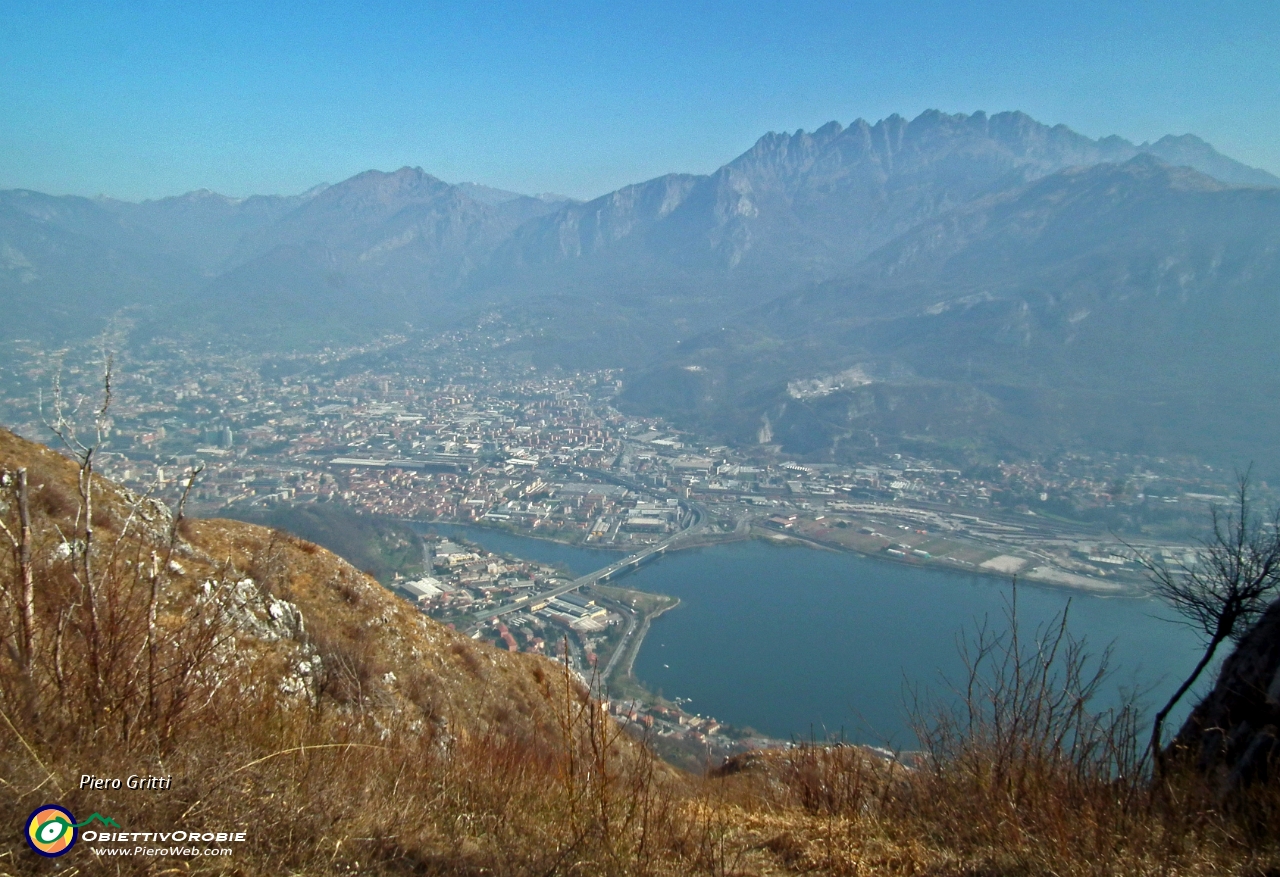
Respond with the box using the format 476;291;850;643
410;513;1166;754
753;530;1145;597
617;595;680;683
411;515;1148;600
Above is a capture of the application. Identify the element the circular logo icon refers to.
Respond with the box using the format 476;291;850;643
26;805;76;857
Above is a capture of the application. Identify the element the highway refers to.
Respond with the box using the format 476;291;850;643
592;601;638;698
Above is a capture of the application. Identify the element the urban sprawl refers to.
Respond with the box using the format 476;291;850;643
0;323;1252;755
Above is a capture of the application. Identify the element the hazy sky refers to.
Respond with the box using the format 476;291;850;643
2;1;1277;201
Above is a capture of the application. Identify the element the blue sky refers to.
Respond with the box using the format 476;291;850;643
2;1;1277;200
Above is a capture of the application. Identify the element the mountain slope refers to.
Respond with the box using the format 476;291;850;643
0;190;204;338
0;425;576;742
1;110;1274;351
620;156;1280;470
0;426;669;873
482;111;1279;364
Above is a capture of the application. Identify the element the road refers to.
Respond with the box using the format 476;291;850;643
592;601;638;698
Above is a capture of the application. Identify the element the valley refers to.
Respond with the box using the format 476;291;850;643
0;323;1240;765
7;4;1280;870
6;111;1280;472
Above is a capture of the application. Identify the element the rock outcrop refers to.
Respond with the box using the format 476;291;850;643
1172;597;1280;794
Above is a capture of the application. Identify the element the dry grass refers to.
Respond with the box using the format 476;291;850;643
0;427;1278;875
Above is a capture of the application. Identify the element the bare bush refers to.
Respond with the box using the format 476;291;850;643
1136;472;1280;767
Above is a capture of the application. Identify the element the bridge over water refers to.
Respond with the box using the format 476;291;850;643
471;535;679;624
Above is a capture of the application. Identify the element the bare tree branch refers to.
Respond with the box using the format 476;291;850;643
1136;469;1280;772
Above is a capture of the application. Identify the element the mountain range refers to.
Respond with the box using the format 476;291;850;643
622;155;1280;468
3;109;1279;468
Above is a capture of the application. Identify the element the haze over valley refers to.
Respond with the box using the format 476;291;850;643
8;1;1280;870
4;109;1280;474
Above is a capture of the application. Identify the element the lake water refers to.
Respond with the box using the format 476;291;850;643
420;523;1207;745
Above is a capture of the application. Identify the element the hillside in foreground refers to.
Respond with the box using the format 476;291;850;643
1;427;1279;875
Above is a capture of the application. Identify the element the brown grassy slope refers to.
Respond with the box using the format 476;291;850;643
0;426;574;743
188;515;574;740
0;428;683;875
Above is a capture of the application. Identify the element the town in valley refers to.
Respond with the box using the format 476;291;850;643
0;321;1253;759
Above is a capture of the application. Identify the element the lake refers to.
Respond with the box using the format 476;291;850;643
420;523;1207;745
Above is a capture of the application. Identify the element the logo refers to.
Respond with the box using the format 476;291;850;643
26;805;75;857
25;807;119;857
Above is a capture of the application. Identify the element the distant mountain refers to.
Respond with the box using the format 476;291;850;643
481;111;1280;365
2;112;1272;347
0;184;318;340
1141;134;1280;189
199;167;571;339
498;112;1275;286
454;181;531;205
0;169;568;342
0;189;203;338
102;186;325;271
620;155;1280;470
454;182;576;206
2;109;1278;467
